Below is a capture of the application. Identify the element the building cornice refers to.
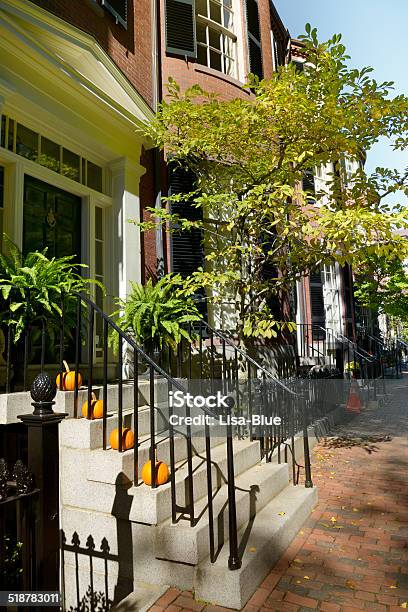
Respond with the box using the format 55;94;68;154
0;0;155;129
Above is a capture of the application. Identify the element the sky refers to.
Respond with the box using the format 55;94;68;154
273;0;408;206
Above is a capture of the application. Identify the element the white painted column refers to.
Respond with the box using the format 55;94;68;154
109;156;145;301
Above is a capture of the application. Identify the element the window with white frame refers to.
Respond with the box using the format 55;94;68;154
196;0;237;77
322;264;341;331
0;114;105;194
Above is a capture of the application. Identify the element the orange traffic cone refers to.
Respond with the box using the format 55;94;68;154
346;378;362;414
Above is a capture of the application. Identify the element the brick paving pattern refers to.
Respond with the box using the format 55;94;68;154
150;374;408;611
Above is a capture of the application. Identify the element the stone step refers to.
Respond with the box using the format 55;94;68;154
59;402;169;449
87;438;261;525
127;438;261;526
194;484;317;609
155;461;289;565
54;377;171;418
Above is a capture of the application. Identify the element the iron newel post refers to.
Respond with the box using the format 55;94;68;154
18;372;67;592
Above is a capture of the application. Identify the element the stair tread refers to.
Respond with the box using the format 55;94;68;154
202;484;315;569
155;461;291;564
126;438;258;491
160;461;288;532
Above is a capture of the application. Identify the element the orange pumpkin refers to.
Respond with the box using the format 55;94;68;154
56;360;83;391
141;452;169;486
109;427;134;451
82;392;104;420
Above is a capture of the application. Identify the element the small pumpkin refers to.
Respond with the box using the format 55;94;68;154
109;427;134;451
82;392;104;419
141;452;169;486
56;360;83;391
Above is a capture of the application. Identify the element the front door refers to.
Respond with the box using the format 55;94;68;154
22;176;82;365
23;175;81;260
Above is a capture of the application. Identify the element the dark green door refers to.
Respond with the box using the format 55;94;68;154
22;176;82;365
23;175;81;260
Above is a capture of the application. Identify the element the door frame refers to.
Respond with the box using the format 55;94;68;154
0;151;113;363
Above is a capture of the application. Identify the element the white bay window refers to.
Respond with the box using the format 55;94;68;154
196;0;237;77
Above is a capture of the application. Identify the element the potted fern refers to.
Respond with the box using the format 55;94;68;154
0;235;102;373
112;275;201;376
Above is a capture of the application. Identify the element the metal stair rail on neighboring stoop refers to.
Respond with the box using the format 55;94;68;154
178;320;314;489
334;331;383;400
295;322;338;369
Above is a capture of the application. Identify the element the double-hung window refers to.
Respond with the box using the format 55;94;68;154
196;0;237;77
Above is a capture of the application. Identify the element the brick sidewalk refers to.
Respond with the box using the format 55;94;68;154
150;378;408;612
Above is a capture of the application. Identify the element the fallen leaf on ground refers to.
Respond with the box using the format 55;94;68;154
278;512;285;516
293;558;303;564
249;547;256;553
331;517;337;523
345;580;356;590
303;576;310;580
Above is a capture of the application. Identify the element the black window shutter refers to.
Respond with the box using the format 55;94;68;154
261;233;281;319
245;0;263;79
101;0;128;28
309;271;325;327
165;0;197;58
169;165;207;316
302;170;315;194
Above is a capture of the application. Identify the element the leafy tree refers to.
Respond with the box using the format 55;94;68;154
354;254;408;321
139;26;408;340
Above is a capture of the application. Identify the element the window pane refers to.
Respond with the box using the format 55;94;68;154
196;0;207;16
223;34;234;57
209;0;221;23
81;158;86;185
196;21;207;44
223;7;233;29
62;148;80;182
197;44;208;66
224;0;232;7
7;119;15;151
0;116;5;149
95;240;103;275
87;161;103;192
39;137;60;173
209;28;221;51
95;206;103;240
95;281;104;348
224;54;234;76
16;124;38;161
0;166;4;208
210;49;222;71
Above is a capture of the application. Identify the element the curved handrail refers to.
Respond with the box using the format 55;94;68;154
198;320;298;396
331;331;377;363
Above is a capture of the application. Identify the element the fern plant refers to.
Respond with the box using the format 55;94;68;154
0;234;102;342
112;275;201;353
